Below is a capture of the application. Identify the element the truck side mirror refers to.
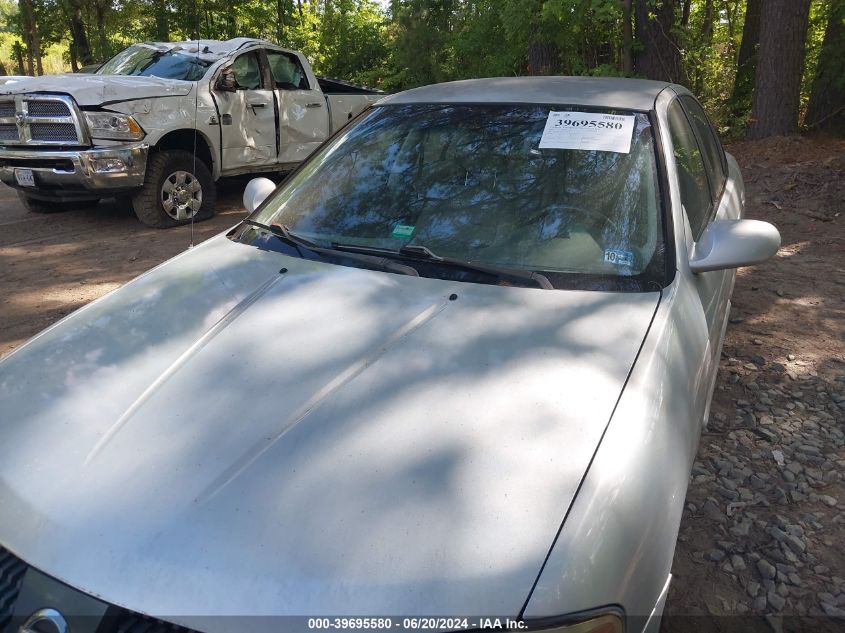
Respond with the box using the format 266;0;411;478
217;69;237;93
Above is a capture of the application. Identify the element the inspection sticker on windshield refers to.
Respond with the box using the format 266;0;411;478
392;224;415;238
604;249;635;267
539;111;636;153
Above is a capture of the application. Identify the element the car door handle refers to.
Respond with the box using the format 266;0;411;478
305;102;323;109
247;102;267;108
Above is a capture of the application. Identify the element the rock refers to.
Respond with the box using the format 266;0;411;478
819;495;838;507
783;534;806;555
747;581;761;597
731;520;752;537
819;592;837;604
787;354;796;361
707;548;726;562
758;559;777;580
768;591;786;611
754;596;768;611
754;427;779;443
731;554;747;571
820;602;845;617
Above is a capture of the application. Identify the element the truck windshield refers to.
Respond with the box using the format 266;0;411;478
252;104;666;291
98;45;210;81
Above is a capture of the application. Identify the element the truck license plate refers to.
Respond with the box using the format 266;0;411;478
15;168;35;187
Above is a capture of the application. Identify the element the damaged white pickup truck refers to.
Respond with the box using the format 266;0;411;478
0;38;381;227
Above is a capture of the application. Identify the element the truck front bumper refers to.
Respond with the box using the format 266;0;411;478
0;143;148;199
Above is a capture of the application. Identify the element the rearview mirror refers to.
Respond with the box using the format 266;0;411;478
216;69;237;92
689;219;781;273
243;177;276;214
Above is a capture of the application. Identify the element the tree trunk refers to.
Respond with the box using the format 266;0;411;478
68;41;78;71
94;0;108;60
634;0;683;83
276;0;285;44
18;0;35;75
748;0;812;139
66;0;94;65
805;0;845;133
621;0;633;74
694;0;715;93
681;0;691;28
13;41;25;75
154;0;168;41
527;40;559;75
729;0;761;118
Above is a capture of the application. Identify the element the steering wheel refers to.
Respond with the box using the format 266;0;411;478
515;203;612;244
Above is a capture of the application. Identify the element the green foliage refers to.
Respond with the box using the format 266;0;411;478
2;0;841;136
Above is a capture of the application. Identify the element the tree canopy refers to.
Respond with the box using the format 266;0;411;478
1;0;844;138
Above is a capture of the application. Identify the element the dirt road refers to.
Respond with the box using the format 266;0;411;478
0;181;248;356
0;137;843;629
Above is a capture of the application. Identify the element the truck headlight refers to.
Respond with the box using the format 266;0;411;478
84;112;145;141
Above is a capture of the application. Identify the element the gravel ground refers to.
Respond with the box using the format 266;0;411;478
663;136;845;633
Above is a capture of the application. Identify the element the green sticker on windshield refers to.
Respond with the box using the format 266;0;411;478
392;224;415;238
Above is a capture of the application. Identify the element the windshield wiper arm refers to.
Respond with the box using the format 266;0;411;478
332;242;553;290
241;220;419;278
242;219;317;252
399;245;553;290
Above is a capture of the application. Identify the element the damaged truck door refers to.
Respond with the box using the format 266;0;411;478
213;50;277;169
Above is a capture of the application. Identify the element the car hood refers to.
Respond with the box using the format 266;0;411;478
0;236;659;629
0;74;193;105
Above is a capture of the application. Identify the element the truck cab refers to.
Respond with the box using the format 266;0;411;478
0;38;381;227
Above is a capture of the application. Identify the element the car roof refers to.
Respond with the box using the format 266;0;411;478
139;38;287;63
378;76;675;112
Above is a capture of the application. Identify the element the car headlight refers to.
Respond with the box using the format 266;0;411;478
533;613;623;633
83;112;145;141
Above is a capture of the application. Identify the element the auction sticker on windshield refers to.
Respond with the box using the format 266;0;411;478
539;111;635;153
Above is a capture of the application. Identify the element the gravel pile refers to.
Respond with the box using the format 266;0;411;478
678;355;845;618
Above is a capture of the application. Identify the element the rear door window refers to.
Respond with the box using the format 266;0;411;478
266;51;309;90
681;96;726;203
667;98;712;240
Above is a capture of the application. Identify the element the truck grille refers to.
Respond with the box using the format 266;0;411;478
0;95;86;146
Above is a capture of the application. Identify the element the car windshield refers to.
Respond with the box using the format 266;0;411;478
251;104;665;291
97;45;210;81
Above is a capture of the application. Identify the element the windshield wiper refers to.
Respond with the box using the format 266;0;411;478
241;220;419;278
242;219;318;252
332;242;553;290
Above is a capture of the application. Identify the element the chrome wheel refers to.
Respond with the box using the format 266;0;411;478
160;170;202;221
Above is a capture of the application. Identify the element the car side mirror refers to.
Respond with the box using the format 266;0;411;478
243;177;276;213
217;69;237;92
689;219;781;273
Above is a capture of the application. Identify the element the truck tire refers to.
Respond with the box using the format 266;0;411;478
132;149;215;229
17;191;99;213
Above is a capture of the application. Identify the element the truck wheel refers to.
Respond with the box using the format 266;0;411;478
132;150;215;229
17;191;99;213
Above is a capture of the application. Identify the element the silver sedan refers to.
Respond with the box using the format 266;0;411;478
0;77;779;633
